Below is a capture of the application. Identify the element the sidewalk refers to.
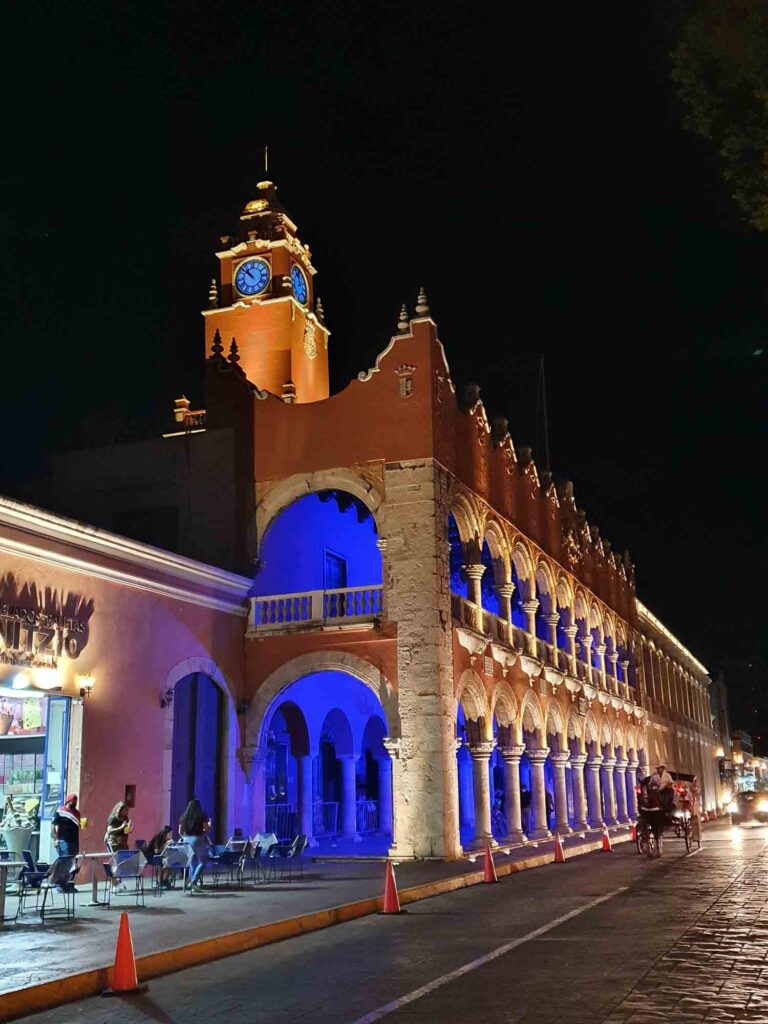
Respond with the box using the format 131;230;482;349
1;826;632;1015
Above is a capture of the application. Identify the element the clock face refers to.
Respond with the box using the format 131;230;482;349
234;258;270;297
291;265;308;305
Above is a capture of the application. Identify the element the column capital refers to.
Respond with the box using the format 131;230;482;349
550;751;570;766
569;753;588;768
527;748;549;765
464;563;486;581
467;741;496;759
595;643;607;657
544;613;560;627
564;625;579;639
495;582;515;598
614;759;628;771
608;650;619;665
383;737;401;758
621;659;630;673
236;744;267;783
601;757;617;770
579;634;593;651
499;744;526;761
627;760;640;771
522;599;540;615
586;755;603;770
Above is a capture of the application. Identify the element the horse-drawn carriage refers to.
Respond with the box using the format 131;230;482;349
636;774;702;858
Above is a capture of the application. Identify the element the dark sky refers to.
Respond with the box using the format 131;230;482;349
1;4;765;735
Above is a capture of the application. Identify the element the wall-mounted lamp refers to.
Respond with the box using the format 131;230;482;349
159;687;174;709
78;675;95;699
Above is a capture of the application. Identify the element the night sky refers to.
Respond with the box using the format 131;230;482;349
1;4;765;740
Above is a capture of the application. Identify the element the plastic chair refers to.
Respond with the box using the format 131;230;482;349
104;850;146;908
162;842;194;890
257;840;281;883
39;855;82;921
276;834;309;881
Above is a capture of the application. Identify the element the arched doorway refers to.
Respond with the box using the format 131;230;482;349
258;670;393;855
170;673;224;841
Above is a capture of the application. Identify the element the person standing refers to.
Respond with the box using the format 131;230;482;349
179;798;211;892
104;801;132;853
520;784;532;834
52;794;81;858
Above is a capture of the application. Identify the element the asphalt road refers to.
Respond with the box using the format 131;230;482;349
10;823;768;1024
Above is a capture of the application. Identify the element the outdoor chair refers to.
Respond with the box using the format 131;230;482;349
257;839;281;883
103;849;146;908
14;859;47;919
235;840;260;887
275;834;309;881
38;855;82;921
211;848;242;888
162;842;194;890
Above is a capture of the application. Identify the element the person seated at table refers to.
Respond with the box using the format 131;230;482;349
179;799;211;893
143;825;174;888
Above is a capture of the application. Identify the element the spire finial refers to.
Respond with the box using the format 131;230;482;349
397;304;410;334
228;337;240;365
264;145;269;177
316;296;325;323
211;328;224;358
415;286;430;316
208;277;219;309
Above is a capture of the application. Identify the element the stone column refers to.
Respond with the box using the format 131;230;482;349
456;742;474;831
545;614;560;667
464;563;486;632
550;751;572;835
522;599;539;656
586;755;604;828
376;756;393;836
596;643;607;689
500;744;526;845
528;749;551;840
298;754;316;845
495;583;515;644
339;755;359;841
383;738;402;856
564;625;579;677
626;760;639;820
608;651;619;695
580;634;593;681
614;759;629;823
601;757;618;825
569;753;589;831
243;746;268;834
468;742;496;849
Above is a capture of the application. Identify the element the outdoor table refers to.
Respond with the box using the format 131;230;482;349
0;859;25;922
79;851;112;907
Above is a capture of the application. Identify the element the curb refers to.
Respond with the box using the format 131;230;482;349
0;831;631;1021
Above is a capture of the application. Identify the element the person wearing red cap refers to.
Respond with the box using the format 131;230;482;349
52;793;81;858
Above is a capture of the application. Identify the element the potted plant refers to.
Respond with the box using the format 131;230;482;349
0;796;35;859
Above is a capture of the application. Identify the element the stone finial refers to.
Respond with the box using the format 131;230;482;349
397;304;410;334
540;469;553;491
518;445;533;467
208;278;219;308
316;296;325;323
460;382;481;411
415;286;430;316
173;395;191;423
228;338;240;365
210;328;224;358
281;379;297;404
491;416;509;446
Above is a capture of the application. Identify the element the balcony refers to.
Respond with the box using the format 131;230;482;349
249;585;384;634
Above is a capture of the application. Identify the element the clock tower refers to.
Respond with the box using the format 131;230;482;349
203;180;330;403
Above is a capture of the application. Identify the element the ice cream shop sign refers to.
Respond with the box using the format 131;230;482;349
0;604;87;667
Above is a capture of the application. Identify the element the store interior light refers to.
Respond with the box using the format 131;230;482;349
33;667;62;691
11;673;30;690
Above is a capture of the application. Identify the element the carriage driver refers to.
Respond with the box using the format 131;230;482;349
650;763;675;815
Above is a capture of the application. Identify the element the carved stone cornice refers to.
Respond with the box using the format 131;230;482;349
518;655;541;680
543;667;565;688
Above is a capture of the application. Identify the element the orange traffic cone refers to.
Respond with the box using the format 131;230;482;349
380;860;405;914
601;826;613;852
554;833;566;863
482;843;498;883
103;912;146;996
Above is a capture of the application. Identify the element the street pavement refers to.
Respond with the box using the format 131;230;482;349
8;821;768;1024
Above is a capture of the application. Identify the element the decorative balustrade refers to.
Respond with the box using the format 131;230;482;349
249;585;383;632
450;591;637;703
